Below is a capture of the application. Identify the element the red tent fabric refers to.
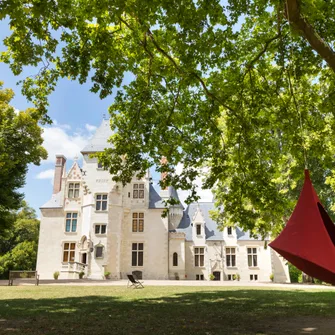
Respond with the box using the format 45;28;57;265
269;170;335;284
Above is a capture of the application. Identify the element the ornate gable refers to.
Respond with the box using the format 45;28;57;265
67;161;82;181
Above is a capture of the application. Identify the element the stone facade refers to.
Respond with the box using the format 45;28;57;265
36;120;290;283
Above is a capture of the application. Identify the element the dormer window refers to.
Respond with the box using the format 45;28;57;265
196;224;202;236
97;162;107;170
227;227;232;235
68;183;80;198
133;184;144;199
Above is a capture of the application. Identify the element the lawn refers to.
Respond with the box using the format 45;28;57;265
0;285;334;335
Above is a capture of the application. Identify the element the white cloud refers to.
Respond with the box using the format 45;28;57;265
41;126;89;163
52;119;71;130
35;169;55;185
85;124;97;132
36;169;55;179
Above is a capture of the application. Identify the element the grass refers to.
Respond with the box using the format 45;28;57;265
0;285;335;334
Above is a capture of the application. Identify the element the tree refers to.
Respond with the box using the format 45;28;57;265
0;202;40;279
1;1;335;236
0;82;47;232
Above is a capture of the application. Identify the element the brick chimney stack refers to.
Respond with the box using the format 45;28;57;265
160;156;168;190
53;155;66;194
159;156;169;200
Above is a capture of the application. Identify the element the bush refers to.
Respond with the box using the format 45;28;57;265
288;263;301;283
209;274;215;280
313;278;324;285
53;271;60;280
270;273;274;282
79;271;85;279
104;271;111;279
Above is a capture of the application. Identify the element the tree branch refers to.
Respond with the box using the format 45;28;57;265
146;29;236;113
285;0;335;72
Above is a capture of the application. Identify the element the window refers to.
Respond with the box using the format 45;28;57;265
95;245;104;258
96;194;108;211
227;274;233;281
194;247;205;267
226;247;236;267
248;247;258;267
196;274;204;280
63;242;75;262
196;224;201;235
173;252;178;266
65;213;78;232
133;184;144;199
97;162;103;169
68;183;80;198
250;274;258;281
95;224;107;234
132;213;144;232
132;243;144;266
227;227;232;235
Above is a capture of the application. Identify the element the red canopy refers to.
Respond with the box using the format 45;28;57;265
269;170;335;284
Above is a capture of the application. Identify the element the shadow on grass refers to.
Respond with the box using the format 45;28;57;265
0;289;335;335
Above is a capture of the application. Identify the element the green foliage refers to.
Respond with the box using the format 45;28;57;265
0;202;40;279
270;273;274;282
0;82;47;232
53;271;60;280
288;263;302;283
209;274;215;281
79;271;85;279
2;1;335;236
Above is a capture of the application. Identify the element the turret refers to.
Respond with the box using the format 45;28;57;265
168;186;184;230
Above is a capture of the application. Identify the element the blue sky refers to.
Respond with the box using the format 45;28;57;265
0;20;212;216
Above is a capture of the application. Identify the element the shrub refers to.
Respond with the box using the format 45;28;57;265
313;278;324;285
235;273;240;281
288;263;301;283
270;273;274;282
79;271;85;279
209;274;215;280
53;271;60;280
104;271;111;279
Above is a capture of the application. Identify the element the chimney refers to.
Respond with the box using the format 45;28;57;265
53;155;66;194
160;156;168;190
159;156;169;200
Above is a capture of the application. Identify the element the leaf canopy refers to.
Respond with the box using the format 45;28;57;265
1;0;335;236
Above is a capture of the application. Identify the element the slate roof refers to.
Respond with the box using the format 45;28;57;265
40;191;62;209
81;119;113;153
148;185;184;209
175;202;264;241
148;184;166;209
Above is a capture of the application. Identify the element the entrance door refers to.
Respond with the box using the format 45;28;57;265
213;271;221;281
81;253;87;264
